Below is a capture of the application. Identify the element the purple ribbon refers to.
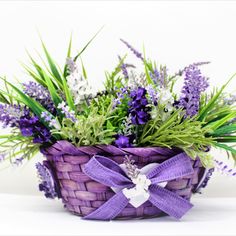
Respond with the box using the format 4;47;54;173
83;152;194;220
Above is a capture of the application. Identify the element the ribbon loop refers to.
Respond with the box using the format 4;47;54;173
84;155;132;188
146;152;194;184
83;153;194;220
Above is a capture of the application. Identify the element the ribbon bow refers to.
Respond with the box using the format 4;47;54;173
83;152;194;220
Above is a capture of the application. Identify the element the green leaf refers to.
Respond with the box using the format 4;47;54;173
74;26;104;61
21;63;47;87
80;58;87;79
143;47;153;85
63;34;73;77
215;142;236;155
61;76;75;111
40;38;63;84
211;124;236;136
206;111;236;131
198;73;236;121
42;70;62;107
0;91;9;104
0;78;52;121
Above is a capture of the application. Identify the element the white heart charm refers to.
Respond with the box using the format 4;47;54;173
111;162;167;208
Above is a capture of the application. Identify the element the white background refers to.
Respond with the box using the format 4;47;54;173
0;0;236;198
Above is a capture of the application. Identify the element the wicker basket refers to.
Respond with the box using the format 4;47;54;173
41;140;206;219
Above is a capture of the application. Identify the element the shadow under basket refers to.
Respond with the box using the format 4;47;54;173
41;140;206;220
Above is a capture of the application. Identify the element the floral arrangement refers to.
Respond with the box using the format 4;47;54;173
0;35;236;220
0;37;235;167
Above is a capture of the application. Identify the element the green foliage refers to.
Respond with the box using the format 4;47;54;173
198;73;236;121
0;131;40;163
0;35;236;169
139;109;215;166
53;102;116;146
104;55;127;93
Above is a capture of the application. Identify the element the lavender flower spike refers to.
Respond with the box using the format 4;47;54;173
179;64;209;117
36;162;59;199
57;102;77;122
41;111;61;129
120;39;144;61
23;81;55;114
12;157;24;166
0;104;29;128
118;56;129;79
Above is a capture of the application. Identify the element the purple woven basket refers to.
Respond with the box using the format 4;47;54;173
41;140;206;219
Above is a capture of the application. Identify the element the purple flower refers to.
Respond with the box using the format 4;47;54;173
113;87;128;108
57;102;77;122
0;104;29;128
36;161;59;199
215;160;236;176
128;87;150;125
41;111;60;129
118;56;135;80
146;85;158;105
224;94;236;106
12;157;24;166
19;115;51;144
150;69;160;85
177;62;210;77
114;135;132;148
120;39;144;61
23;81;56;114
66;57;77;74
179;64;209;117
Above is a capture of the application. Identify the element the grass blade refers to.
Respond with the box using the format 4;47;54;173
74;26;104;61
42;71;62;107
63;34;73;77
40;38;63;84
198;73;236;121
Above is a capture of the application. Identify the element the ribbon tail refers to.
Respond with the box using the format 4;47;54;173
149;185;193;219
84;191;129;220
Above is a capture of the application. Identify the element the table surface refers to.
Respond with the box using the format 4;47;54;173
0;194;236;236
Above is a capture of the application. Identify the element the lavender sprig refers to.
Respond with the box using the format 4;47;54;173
112;87;128;108
36;162;58;199
179;64;209;117
41;111;61;129
146;85;158;105
123;155;140;179
119;115;133;136
176;62;210;77
214;160;236;176
120;39;144;61
223;94;236;106
57;102;77;122
150;69;160;85
22;81;55;114
118;56;135;80
12;157;24;166
0;104;29;128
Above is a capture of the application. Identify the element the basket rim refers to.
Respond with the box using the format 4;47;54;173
41;140;182;156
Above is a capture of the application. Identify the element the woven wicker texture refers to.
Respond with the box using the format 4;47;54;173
42;140;204;219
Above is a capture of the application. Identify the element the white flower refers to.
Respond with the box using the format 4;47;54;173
49;119;61;130
158;89;174;105
66;67;94;105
